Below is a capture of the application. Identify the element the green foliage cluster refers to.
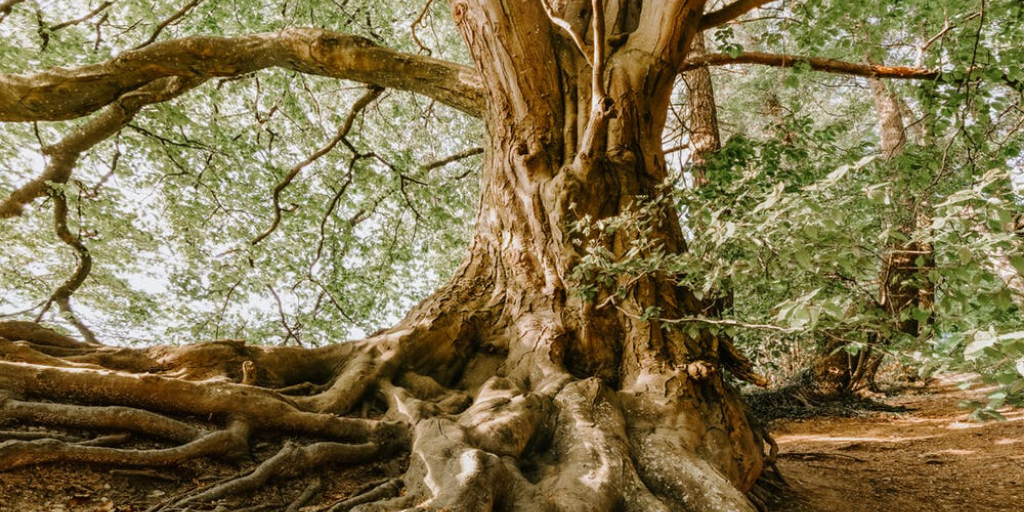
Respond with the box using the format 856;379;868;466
575;0;1024;413
1;0;479;345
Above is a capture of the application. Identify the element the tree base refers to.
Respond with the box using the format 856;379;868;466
1;320;768;511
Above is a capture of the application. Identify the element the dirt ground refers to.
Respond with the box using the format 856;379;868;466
768;375;1024;512
1;375;1021;511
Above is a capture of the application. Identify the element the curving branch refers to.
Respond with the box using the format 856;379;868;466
681;51;941;80
135;0;205;49
251;85;383;246
0;28;484;122
35;189;99;345
700;0;778;30
0;76;204;218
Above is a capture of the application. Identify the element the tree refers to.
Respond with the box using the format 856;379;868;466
810;74;934;394
0;0;1016;510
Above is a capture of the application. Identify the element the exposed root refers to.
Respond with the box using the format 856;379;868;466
0;360;403;442
0;430;86;442
158;441;380;510
286;477;324;512
322;478;402;512
0;420;249;472
296;350;383;414
1;394;203;442
0;308;766;512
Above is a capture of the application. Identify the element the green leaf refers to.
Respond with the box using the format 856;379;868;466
794;249;812;269
994;289;1013;311
1010;256;1024;275
964;330;996;360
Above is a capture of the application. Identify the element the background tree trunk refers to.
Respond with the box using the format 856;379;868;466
683;34;721;187
812;77;934;395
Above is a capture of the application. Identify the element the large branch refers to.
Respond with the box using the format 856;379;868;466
0;77;204;218
0;28;484;122
700;0;777;30
681;51;940;80
0;0;25;19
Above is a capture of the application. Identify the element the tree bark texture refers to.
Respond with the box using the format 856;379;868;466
683;34;721;186
1;1;773;510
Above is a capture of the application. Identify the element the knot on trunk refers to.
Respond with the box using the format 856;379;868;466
685;359;717;382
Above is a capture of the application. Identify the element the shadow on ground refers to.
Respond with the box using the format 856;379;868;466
765;375;1024;512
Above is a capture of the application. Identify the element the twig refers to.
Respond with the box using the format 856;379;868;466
681;51;940;80
266;284;301;346
615;303;801;333
251;86;383;246
48;1;112;32
109;469;181;482
410;0;434;55
423;147;483;170
134;0;204;49
309;160;358;271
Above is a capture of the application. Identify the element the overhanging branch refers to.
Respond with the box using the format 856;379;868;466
700;0;777;30
0;28;484;122
681;51;940;80
0;77;205;218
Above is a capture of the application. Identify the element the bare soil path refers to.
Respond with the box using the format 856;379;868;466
768;375;1024;512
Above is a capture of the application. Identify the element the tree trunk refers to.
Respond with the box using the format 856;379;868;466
812;77;933;395
683;34;721;186
1;1;769;511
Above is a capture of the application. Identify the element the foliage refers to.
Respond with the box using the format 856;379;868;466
0;0;480;345
577;0;1024;409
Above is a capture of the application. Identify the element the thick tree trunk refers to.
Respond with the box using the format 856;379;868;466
393;2;765;508
1;1;769;510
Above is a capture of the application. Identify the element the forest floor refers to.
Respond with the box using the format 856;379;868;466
0;374;1021;511
766;374;1024;512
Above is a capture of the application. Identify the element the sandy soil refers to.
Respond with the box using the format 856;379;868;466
768;375;1024;512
